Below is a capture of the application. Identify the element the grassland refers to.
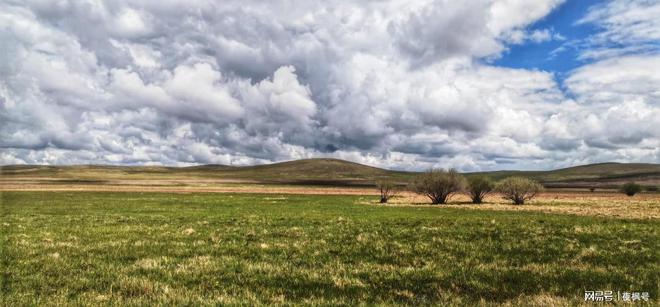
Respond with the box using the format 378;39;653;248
1;191;658;305
2;158;660;188
0;159;413;184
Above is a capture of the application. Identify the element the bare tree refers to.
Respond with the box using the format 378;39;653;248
376;180;398;203
410;169;466;204
496;177;543;205
466;176;494;204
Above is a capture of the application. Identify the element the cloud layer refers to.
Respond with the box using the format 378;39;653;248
1;0;659;170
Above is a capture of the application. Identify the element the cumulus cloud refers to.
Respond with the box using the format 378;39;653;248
0;0;658;170
389;0;564;66
580;0;660;45
563;55;660;152
578;0;660;60
566;55;660;105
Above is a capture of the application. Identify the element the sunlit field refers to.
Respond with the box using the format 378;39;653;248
4;0;660;305
1;191;657;305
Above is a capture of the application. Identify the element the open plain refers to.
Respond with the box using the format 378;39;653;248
1;160;659;305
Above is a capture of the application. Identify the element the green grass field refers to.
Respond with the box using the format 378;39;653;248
1;192;658;305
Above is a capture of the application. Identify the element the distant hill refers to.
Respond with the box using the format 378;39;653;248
172;158;413;185
2;159;659;188
467;162;660;188
0;159;414;185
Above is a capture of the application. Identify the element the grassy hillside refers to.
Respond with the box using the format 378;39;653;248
468;162;660;188
538;162;660;181
0;159;415;185
206;159;413;184
2;159;659;188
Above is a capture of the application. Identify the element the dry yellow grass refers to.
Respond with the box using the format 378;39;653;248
2;177;659;219
385;191;660;219
0;178;372;195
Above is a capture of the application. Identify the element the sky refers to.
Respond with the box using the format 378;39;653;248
1;0;659;171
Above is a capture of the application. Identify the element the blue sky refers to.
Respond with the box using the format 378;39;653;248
494;0;602;78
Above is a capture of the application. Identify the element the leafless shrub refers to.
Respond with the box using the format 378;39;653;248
375;180;398;203
410;169;466;204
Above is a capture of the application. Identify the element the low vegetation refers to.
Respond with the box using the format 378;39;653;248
1;191;657;305
410;169;466;204
496;177;543;205
621;182;643;196
465;176;495;204
375;180;398;203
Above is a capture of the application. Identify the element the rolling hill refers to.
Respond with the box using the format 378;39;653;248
2;159;659;188
466;162;660;188
0;159;415;185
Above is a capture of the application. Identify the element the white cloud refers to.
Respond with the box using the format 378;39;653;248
488;0;565;34
565;55;660;105
580;0;660;45
578;0;660;60
529;29;551;43
113;8;153;38
164;63;245;120
1;0;658;170
389;0;565;65
110;40;162;68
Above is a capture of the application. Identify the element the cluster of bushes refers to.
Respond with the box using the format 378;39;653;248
376;169;543;205
377;170;653;204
